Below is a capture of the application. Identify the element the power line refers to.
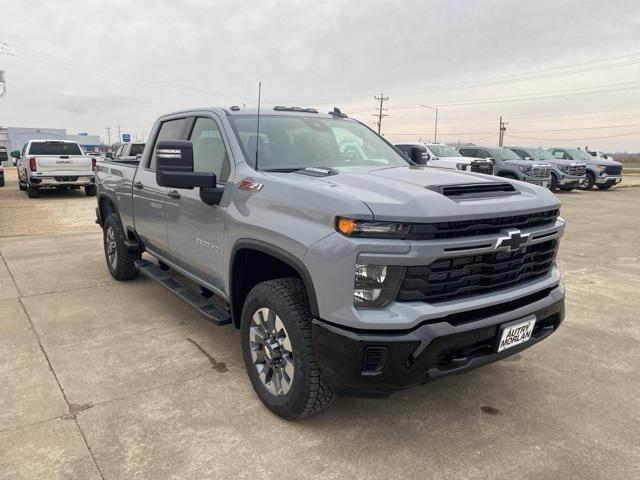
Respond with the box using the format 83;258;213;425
506;130;640;142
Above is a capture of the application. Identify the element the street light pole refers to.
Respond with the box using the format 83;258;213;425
421;105;438;143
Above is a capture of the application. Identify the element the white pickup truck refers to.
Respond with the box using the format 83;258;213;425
15;140;96;198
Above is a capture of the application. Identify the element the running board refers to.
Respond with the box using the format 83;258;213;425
135;259;231;326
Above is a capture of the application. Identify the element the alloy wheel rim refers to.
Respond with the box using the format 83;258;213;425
106;226;117;269
249;307;294;396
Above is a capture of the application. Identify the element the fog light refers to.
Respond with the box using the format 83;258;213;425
354;264;405;308
362;346;388;374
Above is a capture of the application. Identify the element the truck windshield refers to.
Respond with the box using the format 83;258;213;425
491;148;523;161
564;148;593;161
426;145;460;157
28;142;82;156
229;115;409;171
529;148;556;161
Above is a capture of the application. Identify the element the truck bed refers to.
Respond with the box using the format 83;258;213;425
96;160;139;227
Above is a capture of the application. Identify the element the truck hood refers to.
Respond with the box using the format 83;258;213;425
583;158;621;166
274;165;560;223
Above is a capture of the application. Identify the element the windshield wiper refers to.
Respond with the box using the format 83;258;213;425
261;167;307;172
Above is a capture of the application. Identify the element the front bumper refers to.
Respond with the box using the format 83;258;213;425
522;176;551;187
29;175;95;187
312;284;564;397
596;175;622;185
558;175;585;187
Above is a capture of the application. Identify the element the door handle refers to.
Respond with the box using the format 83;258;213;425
167;190;181;200
134;181;144;189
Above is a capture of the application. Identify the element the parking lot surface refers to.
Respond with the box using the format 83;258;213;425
1;168;639;479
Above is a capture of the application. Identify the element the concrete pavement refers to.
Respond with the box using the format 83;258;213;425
0;168;638;479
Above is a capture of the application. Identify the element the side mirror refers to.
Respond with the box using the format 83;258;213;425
10;150;20;158
409;146;427;165
155;140;223;205
485;157;495;163
105;152;113;159
525;156;533;161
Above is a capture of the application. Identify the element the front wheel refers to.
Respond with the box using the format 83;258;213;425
549;174;558;192
103;213;140;280
580;172;595;190
241;278;335;420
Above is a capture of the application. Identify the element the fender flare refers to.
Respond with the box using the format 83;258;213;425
229;239;320;321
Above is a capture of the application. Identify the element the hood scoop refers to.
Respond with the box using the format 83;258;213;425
431;182;519;200
294;167;338;177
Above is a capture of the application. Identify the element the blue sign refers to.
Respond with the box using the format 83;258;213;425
122;133;131;142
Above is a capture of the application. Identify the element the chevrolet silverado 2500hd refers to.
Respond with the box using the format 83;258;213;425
16;140;96;197
96;106;566;420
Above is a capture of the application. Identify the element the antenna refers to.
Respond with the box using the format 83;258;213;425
255;81;262;170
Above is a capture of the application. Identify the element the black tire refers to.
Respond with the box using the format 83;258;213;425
241;278;336;420
597;185;613;190
558;186;574;191
549;174;558;192
27;183;40;198
580;171;595;190
0;177;4;187
85;184;97;196
103;213;140;281
18;181;26;191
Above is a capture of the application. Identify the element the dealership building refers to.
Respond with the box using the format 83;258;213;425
0;126;101;155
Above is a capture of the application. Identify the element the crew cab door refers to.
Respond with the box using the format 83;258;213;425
164;115;232;292
133;117;188;255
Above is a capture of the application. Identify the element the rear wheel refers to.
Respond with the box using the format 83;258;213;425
85;184;97;196
241;278;335;420
580;171;595;190
27;183;40;198
103;213;140;280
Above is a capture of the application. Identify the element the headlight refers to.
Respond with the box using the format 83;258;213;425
336;217;410;239
597;165;607;172
456;163;468;171
354;264;405;308
557;164;570;173
517;165;531;174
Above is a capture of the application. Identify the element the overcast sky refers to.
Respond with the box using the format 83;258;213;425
1;0;640;151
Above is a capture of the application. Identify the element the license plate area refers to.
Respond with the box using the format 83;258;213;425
496;316;536;353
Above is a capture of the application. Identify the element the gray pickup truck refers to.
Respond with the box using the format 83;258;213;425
548;147;623;190
458;145;552;187
507;146;586;191
95;106;566;419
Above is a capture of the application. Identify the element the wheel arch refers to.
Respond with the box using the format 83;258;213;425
229;239;319;328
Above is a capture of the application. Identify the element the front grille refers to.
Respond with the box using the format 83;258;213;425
406;209;559;240
604;165;622;176
54;176;79;182
470;160;493;175
397;239;558;303
568;164;586;176
529;165;551;179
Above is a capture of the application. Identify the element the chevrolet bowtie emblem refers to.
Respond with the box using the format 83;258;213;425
495;228;531;252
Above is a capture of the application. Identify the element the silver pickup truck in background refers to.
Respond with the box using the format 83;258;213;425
15;140;96;198
96;106;566;420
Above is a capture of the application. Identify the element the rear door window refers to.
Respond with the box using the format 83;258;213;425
28;142;82;156
130;144;145;156
148;118;187;170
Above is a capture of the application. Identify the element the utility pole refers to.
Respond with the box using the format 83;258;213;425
117;125;122;143
373;93;389;135
498;116;508;146
106;126;111;147
421;105;439;143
